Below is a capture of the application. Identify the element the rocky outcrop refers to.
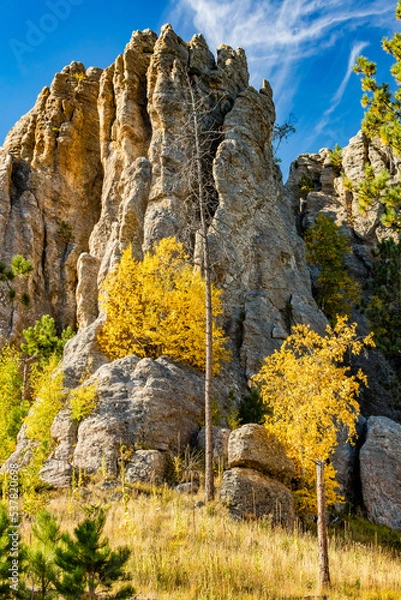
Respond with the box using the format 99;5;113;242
227;424;295;484
0;24;332;485
27;354;227;486
125;450;166;485
220;467;295;525
360;416;401;530
285;133;397;242
0;62;103;340
331;417;367;506
0;24;325;392
6;23;400;513
221;424;295;522
284;134;401;422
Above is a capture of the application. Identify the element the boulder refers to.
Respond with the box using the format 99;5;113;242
360;416;401;530
67;355;226;482
125;450;166;485
227;424;296;484
220;467;295;525
175;481;199;494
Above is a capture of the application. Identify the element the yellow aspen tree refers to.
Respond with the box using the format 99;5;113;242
97;237;230;374
252;317;374;591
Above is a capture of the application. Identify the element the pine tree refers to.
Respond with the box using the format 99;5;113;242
26;510;62;599
353;0;401;228
21;316;74;366
363;238;401;365
0;255;32;306
54;507;134;600
304;213;360;323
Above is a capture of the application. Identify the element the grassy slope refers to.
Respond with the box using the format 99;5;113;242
21;480;401;600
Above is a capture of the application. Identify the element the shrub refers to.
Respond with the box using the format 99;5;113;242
329;143;343;172
69;382;97;423
298;173;314;199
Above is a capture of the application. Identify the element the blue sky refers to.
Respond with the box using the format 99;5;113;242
0;0;397;178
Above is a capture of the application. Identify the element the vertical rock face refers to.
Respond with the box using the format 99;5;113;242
0;26;330;484
0;62;103;339
0;24;324;391
284;134;401;421
210;83;326;377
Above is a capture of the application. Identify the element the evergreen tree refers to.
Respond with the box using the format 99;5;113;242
304;213;360;323
0;255;32;306
26;510;62;599
363;238;401;365
54;507;134;600
354;0;401;228
21;316;74;365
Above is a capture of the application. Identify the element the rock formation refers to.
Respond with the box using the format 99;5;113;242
220;424;295;524
284;133;401;422
1;24;401;529
0;24;325;384
360;416;401;530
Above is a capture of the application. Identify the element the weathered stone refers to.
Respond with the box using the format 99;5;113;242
40;459;73;489
69;355;227;478
0;24;326;399
210;86;326;379
285;135;401;422
331;416;366;505
4;25;395;497
220;467;295;525
62;318;109;389
39;406;79;488
1;63;103;340
125;450;166;484
76;253;100;329
196;426;230;466
360;416;401;530
227;424;296;484
175;481;199;494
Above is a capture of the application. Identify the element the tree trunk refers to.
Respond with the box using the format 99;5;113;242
316;460;330;590
22;355;36;403
188;75;214;501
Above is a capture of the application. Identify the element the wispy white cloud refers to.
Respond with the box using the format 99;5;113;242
168;0;393;108
167;0;395;169
308;41;369;144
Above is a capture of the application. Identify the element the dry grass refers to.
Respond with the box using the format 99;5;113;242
22;482;401;600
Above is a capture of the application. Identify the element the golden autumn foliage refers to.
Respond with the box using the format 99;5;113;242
252;317;375;512
97;237;230;374
23;355;65;513
0;344;27;463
